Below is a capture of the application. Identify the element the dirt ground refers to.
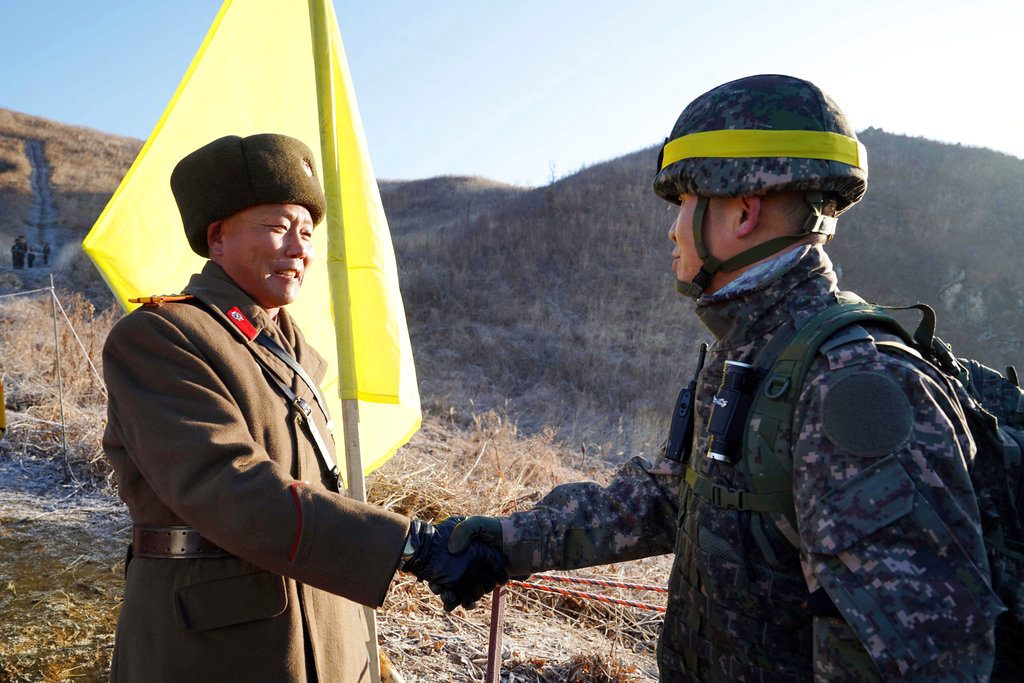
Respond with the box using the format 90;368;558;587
0;456;126;681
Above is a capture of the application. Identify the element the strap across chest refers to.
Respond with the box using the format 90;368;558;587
205;302;343;493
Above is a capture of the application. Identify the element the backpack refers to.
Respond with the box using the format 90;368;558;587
686;293;1024;679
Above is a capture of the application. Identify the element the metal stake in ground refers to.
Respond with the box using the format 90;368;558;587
486;586;506;683
49;275;69;471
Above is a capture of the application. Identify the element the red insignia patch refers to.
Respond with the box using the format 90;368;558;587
226;306;258;341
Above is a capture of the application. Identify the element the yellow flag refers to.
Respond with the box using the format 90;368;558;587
83;0;420;475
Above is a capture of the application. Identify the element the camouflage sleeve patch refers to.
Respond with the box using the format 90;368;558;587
821;371;913;457
502;455;683;575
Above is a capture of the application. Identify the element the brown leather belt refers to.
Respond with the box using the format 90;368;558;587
132;525;230;559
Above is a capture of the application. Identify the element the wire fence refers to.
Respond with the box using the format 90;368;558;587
1;280;108;461
0;283;104;393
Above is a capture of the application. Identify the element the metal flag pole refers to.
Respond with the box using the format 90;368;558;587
307;1;381;681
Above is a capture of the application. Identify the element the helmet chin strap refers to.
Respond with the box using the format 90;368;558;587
676;192;835;299
677;196;717;298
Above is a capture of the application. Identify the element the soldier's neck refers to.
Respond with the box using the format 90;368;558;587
695;246;837;345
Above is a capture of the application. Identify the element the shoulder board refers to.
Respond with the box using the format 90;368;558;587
128;294;196;307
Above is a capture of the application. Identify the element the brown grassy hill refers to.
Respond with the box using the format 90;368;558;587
0;108;140;228
382;147;683;455
379;175;527;237
3;106;1022;454
0;108;140;293
831;128;1024;362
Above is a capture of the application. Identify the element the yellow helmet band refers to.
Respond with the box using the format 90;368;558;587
660;129;867;172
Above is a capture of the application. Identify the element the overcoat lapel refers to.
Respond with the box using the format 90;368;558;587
184;263;304;400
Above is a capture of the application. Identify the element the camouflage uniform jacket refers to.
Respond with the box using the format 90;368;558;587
500;246;1004;681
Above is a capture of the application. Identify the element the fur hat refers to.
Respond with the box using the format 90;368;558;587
171;134;326;257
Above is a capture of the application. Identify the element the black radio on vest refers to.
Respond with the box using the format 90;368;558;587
666;343;708;462
706;360;757;463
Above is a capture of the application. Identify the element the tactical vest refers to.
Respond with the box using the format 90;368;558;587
681;293;1024;681
657;323;817;681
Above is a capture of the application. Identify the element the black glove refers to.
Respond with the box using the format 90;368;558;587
449;515;532;581
401;517;510;611
447;515;503;553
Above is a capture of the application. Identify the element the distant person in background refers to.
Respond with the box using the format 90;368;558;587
10;236;25;269
446;74;1004;681
26;248;35;268
0;379;6;440
101;133;508;681
42;242;50;266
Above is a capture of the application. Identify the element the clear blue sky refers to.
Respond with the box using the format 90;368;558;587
1;0;1021;186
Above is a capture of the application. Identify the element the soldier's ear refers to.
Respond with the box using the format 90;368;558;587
207;221;226;258
734;195;761;239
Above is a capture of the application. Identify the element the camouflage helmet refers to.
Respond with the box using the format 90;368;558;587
655;75;868;298
653;74;867;215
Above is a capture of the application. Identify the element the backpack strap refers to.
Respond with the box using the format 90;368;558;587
738;302;909;530
684;299;916;540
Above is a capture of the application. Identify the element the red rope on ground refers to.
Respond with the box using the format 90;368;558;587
528;572;669;594
507;579;667;613
487;574;669;676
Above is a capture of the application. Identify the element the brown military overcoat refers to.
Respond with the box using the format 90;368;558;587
103;262;409;682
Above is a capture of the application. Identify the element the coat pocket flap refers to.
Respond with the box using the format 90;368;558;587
804;455;915;554
174;571;288;632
